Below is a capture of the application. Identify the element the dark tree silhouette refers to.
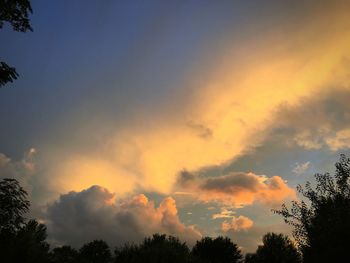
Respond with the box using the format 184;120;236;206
0;178;29;232
245;233;301;263
0;0;32;87
275;154;350;262
191;236;242;263
50;245;78;263
0;178;50;263
10;219;50;263
244;253;258;263
79;240;112;263
115;234;191;263
114;243;140;263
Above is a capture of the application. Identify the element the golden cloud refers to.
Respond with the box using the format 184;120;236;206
222;215;254;232
42;2;350;199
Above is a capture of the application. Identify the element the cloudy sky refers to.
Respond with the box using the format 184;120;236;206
1;0;350;252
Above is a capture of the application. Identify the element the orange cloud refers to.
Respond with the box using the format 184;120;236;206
177;171;296;207
222;216;254;232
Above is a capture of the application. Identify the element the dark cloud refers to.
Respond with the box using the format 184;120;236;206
201;172;260;193
272;88;350;151
45;185;201;247
176;171;295;207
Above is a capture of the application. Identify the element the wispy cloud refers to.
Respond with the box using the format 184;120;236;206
292;161;310;176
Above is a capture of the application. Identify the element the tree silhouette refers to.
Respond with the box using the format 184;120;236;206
275;154;350;262
12;219;50;263
79;240;112;263
0;178;50;263
0;178;29;232
114;243;140;263
245;233;301;263
0;0;33;87
115;234;190;263
191;236;242;263
50;245;78;263
244;253;258;263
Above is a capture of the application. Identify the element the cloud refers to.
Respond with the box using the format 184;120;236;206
212;208;236;219
45;185;201;247
37;2;350;199
177;171;296;207
0;149;37;193
221;215;254;232
292;161;310;176
271;89;350;151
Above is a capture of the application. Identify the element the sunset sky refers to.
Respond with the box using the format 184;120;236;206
1;0;350;252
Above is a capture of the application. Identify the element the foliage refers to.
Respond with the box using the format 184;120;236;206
50;246;78;263
0;219;50;263
0;178;29;232
191;236;243;263
245;233;301;263
0;0;32;87
115;234;190;263
0;62;19;86
79;240;112;263
0;0;33;32
274;154;350;262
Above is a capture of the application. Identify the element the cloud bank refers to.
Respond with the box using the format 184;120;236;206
45;186;201;247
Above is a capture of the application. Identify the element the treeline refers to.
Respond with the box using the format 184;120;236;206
1;154;350;263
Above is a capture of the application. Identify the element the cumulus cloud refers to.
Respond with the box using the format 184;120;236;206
177;171;296;207
45;186;201;247
221;215;253;232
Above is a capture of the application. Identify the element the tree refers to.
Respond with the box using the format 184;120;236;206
246;233;301;263
275;154;350;262
50;246;78;263
0;0;33;87
0;178;50;263
115;234;191;263
114;243;140;263
191;236;242;263
140;234;190;263
11;219;50;263
0;178;29;232
244;253;258;263
79;240;112;263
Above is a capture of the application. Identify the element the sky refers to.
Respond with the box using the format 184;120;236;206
1;0;350;253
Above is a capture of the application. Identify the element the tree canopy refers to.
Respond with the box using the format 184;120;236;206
245;233;301;263
0;0;33;87
275;154;350;262
115;234;190;263
0;178;29;232
191;236;243;263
